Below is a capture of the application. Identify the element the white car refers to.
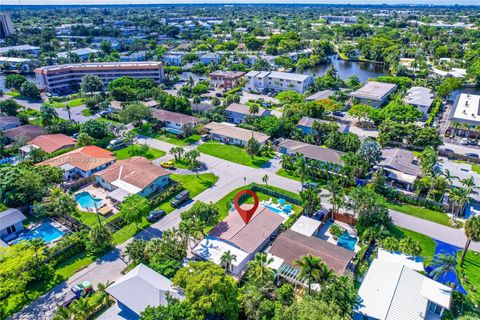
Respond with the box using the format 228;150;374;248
461;138;469;145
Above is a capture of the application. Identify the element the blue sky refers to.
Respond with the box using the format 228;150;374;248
2;0;480;5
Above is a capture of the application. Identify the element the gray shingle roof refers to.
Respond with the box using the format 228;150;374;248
379;148;421;176
0;208;27;229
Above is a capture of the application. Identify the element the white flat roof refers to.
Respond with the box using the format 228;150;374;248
192;236;249;268
290;216;321;236
451;93;480;126
267;71;310;82
111;179;142;194
377;248;424;271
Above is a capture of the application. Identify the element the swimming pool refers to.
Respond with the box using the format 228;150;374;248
337;231;357;251
264;203;283;213
166;128;183;135
75;191;103;210
12;223;64;244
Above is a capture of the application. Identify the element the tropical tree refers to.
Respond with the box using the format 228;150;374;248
398;237;422;256
40;104;59;127
326;177;344;218
35;187;77;219
247;253;274;283
460;216;480;265
179;217;205;248
180;201;219;229
429;253;456;285
87;222;112;254
248;104;259;115
80;74;104;95
294;254;332;294
294;155;308;189
245;136;261;159
75;132;94;147
220;250;237;272
71;297;92;319
169;146;185;161
300;187;321;216
262;174;269;186
119;194;150;229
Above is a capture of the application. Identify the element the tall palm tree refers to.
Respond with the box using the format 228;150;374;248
220;250;237;272
96;281;112;305
179;217;205;249
461;216;480;265
294;155;308;190
262;174;269;186
247;253;273;283
327;177;344;219
52;306;71;320
429;253;456;285
300;187;321;216
294;254;331;294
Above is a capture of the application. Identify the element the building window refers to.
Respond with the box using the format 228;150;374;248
6;225;16;234
427;301;442;315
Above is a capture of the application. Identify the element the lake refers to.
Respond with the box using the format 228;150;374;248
305;55;388;82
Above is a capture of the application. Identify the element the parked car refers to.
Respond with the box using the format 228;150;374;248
160;161;175;169
61;281;94;307
171;190;190;207
201;134;211;142
302;182;319;189
461;138;469;145
333;111;345;117
107;138;130;150
147;209;166;222
99;108;114;116
465;152;479;159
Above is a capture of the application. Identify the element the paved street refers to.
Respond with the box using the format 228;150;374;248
11;136;480;319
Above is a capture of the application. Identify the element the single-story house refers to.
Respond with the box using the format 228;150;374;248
58;48;99;61
95;157;171;199
192;204;284;275
403;86;435;119
349;81;398;108
0;208;27;242
152;109;199;136
25;134;76;154
105;264;184;319
268;229;355;281
276;138;344;166
297;117;349;135
4;125;46;143
204;122;270;146
225;103;270;124
356;259;452;320
0;116;21;131
209;70;245;90
378;148;422;191
38;146;116;181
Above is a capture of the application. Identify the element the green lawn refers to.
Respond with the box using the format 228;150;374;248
387;202;454;228
171;173;218;198
81;108;92;116
389;226;436;260
66;98;85;107
114;145;166;160
155;133;201;146
276;168;327;186
198;141;273;168
5;91;20;97
456;250;480;317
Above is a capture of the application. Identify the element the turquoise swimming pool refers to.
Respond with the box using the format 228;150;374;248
166;128;183;135
75;191;103;210
12;223;64;244
337;231;357;251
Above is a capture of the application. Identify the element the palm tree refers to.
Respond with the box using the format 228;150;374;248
71;297;92;320
294;155;308;190
327;177;344;219
169;146;185;161
461;216;480;265
52;306;71;320
220;250;237;272
96;281;112;305
247;253;273;283
262;174;269;186
429;253;456;285
179;217;205;248
294;254;331;294
300;187;321;216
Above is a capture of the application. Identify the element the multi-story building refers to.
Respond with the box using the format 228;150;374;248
0;13;15;39
34;61;164;94
245;70;312;94
209;70;245;90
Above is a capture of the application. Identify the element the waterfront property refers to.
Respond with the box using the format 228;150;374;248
245;70;313;94
203;121;270;146
38;146;116;181
34;61;164;94
152;109;199;136
209;70;245;90
356;259;452;320
349;81;398;107
225;102;270;124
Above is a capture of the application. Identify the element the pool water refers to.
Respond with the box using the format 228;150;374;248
166;127;183;135
337;231;357;251
75;191;103;210
264;203;283;213
12;223;64;244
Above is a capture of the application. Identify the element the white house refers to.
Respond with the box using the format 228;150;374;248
0;208;27;242
245;70;312;94
163;52;183;66
356;259;452;320
403;86;435;119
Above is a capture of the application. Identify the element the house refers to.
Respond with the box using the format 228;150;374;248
163;52;183;66
349;81;398;107
305;90;335;101
95;157;171;199
289;215;322;237
104;264;184;319
0;116;21;131
245;70;312;94
3;125;46;142
225;103;270;124
0;208;27;242
208;70;245;90
200;53;220;65
38;146;115;180
378;148;422;191
0;57;33;72
192;204;284;275
297;117;349;135
404;86;435;119
57;48;99;61
276;138;344;166
26;134;76;154
268;229;355;284
0;45;40;56
152;109;199;136
356;259;452;320
120;51;146;62
203;122;270;146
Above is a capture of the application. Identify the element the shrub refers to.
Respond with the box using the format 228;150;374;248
329;224;344;240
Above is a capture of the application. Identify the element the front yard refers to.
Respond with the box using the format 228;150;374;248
387;202;455;228
114;145;166;160
389;226;436;260
455;250;480;317
198;141;273;168
276;168;327;186
135;128;201;146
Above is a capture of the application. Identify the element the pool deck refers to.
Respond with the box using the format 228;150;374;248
75;185;118;215
317;220;360;252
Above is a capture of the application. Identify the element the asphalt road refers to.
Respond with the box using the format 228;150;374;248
10;137;480;320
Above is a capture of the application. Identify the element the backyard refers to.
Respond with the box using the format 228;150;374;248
387;202;455;228
198;141;273;168
114;144;166;160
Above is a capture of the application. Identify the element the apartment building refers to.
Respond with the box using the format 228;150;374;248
0;13;15;39
209;70;245;90
34;61;164;94
245;70;312;94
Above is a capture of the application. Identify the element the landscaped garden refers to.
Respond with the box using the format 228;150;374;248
114;144;166;160
198;141;273;168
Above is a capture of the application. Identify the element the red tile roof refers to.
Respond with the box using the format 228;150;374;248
209;204;283;253
38;146;115;172
29;134;76;153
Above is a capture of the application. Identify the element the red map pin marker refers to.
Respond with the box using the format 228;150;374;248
234;189;259;225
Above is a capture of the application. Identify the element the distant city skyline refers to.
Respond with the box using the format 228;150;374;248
2;0;480;6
